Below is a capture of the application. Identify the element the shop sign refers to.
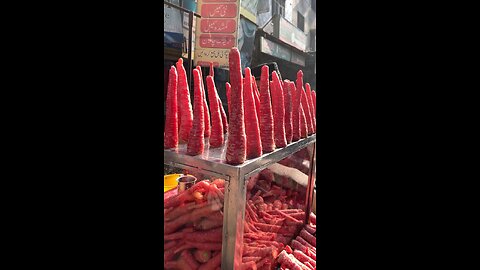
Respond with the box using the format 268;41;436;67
240;0;258;24
260;37;306;67
260;36;291;63
194;0;241;68
164;3;184;49
277;16;307;51
291;51;306;67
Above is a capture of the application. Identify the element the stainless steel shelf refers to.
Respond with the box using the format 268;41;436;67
164;134;316;179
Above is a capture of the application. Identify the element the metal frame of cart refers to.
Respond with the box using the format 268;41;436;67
164;135;316;269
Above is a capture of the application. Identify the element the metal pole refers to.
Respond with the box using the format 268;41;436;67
188;11;194;93
304;142;316;223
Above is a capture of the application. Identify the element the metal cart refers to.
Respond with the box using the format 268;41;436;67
164;135;316;269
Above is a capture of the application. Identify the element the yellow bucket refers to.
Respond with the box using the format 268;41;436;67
164;174;181;192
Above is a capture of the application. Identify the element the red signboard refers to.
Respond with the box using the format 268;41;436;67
199;34;236;48
194;0;240;68
200;4;237;18
200;19;237;33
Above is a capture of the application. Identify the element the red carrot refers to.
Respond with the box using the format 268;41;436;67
299;229;316;246
259;65;275;153
285;245;293;254
311;90;316;114
187;68;205;156
304;224;316;235
294;237;316;252
292;71;303;141
242;256;262;263
209;62;214;77
197;66;211;138
165;201;197;221
277;250;309;270
164;240;178;250
293;250;316;268
243;67;262;159
305;83;316;133
243;233;274;240
185;241;223;250
164;249;176;263
283;80;293;144
164;202;222;234
196;217;223;230
164;66;179;149
253;222;281;233
271;71;287;148
218;97;228;134
164;231;185;241
198;252;222;270
206;75;224;147
304;262;314;270
274;209;301;223
243;246;277;258
182;250;200;269
300;86;314;135
252;76;261;119
184;227;223;242
194;249;212;263
309;212;316;225
299;104;307;138
226;48;246;165
176;58;194;144
226;82;231;115
240;261;257;270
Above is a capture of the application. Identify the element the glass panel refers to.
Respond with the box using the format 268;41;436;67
239;146;313;269
164;165;227;269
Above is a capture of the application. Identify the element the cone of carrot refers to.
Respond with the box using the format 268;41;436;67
252;76;261;119
300;83;314;135
175;58;193;144
164;66;179;149
271;71;287;148
226;82;231;115
196;66;211;138
186;68;205;156
292;71;303;141
311;90;316;115
206;75;224;148
305;83;316;133
225;47;246;165
259;65;275;153
243;67;262;159
284;80;293;144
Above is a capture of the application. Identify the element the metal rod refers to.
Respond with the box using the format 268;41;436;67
187;11;194;93
304;142;316;223
163;0;201;17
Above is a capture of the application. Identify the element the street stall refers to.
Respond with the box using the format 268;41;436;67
163;41;317;268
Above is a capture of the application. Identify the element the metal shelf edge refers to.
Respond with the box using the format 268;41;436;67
164;134;316;178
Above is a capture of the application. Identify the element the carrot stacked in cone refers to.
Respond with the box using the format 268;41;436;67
164;66;179;149
243;67;262;159
186;69;205;156
206;75;224;148
259;65;275;153
305;83;316;132
225;48;246;165
176;59;193;143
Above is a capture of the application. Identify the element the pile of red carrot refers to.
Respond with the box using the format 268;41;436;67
163;168;316;269
164;48;317;164
164;179;226;270
277;212;316;270
239;168;309;270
